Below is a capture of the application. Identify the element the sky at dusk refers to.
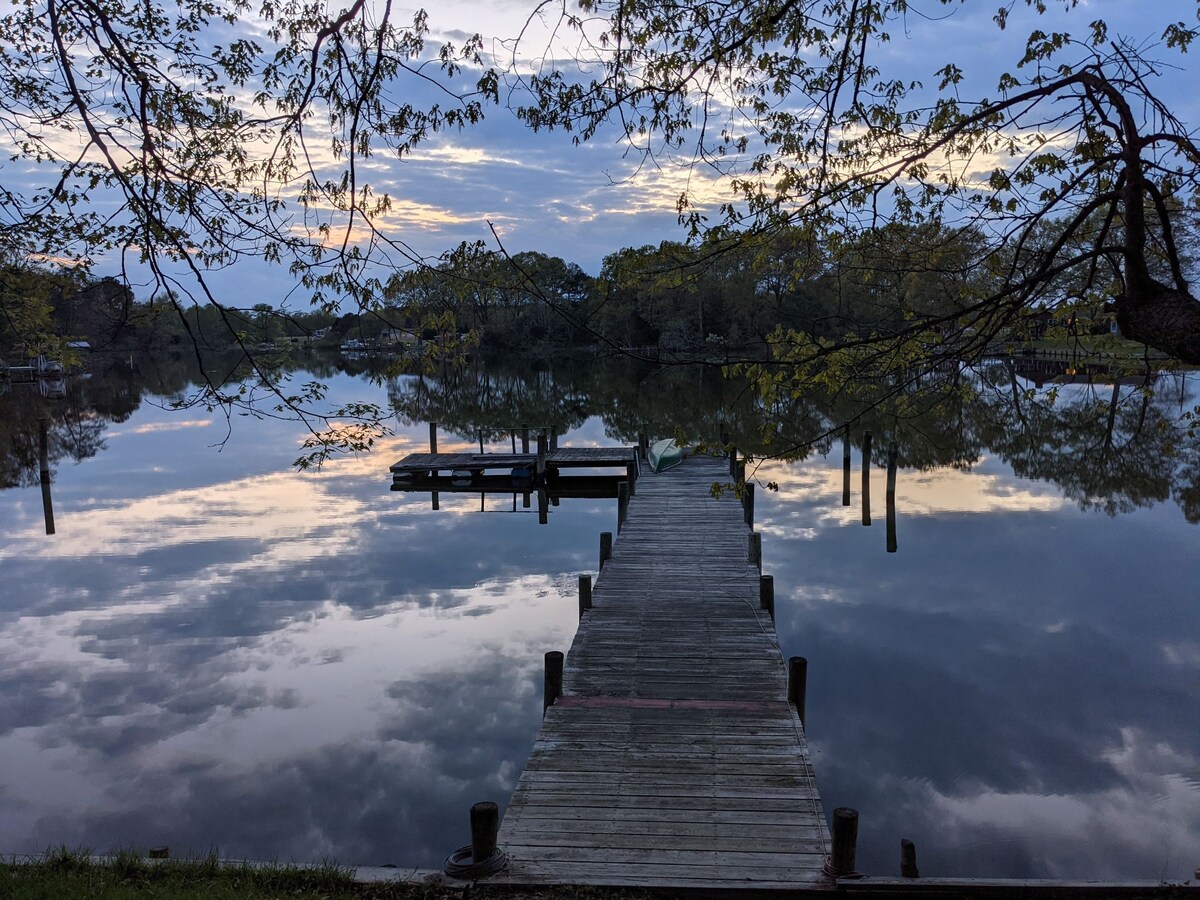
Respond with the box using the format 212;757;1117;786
12;0;1200;309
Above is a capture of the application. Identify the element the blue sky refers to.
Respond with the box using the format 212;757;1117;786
22;0;1200;308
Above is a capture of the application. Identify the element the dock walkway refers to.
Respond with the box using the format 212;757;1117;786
495;453;831;891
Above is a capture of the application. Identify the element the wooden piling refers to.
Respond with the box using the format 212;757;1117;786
432;491;440;511
743;482;755;527
429;421;438;454
759;575;775;620
521;424;530;454
842;426;851;507
543;651;564;714
536;433;547;477
599;531;613;570
618;482;630;532
729;447;738;477
900;838;919;878
830;807;859;877
537;487;549;525
478;429;485;454
788;656;807;724
748;532;762;571
626;461;638;494
39;418;55;535
470;802;500;863
578;574;592;618
550;428;558;452
886;442;898;553
861;431;872;526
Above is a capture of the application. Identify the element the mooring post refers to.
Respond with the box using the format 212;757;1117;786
748;531;762;571
536;433;547;477
537;486;549;525
830;807;859;878
743;482;755;527
429;421;438;454
788;656;808;724
626;461;637;494
759;575;775;620
735;459;746;484
470;802;500;864
599;531;613;570
618;482;630;532
39;418;55;535
842;426;851;507
478;429;485;454
900;838;919;878
578;574;592;618
886;442;898;553
861;430;873;526
729;447;738;477
550;427;558;452
511;432;517;453
521;424;529;454
432;490;440;511
543;651;564;714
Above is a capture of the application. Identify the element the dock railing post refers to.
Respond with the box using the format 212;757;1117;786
578;574;592;618
470;802;500;864
748;531;762;571
788;656;807;724
618;482;629;532
861;431;873;526
759;575;775;620
543;651;564;714
429;421;438;454
626;461;637;494
521;424;529;454
743;482;755;527
900;838;919;878
599;532;613;570
830;807;859;878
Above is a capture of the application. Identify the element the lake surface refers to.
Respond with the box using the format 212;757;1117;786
1;356;1197;880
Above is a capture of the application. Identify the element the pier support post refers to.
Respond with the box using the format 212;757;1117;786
550;428;558;452
861;431;873;526
543;651;564;715
537;486;549;525
536;433;548;477
830;807;859;878
900;838;919;878
743;482;755;527
788;656;807;724
759;575;775;620
886;443;898;553
578;575;592;618
521;425;529;454
429;422;438;454
478;429;484;454
39;418;55;535
842;426;851;507
748;532;762;571
729;449;738;478
470;802;500;864
735;459;746;484
626;462;637;494
599;532;613;570
618;482;630;532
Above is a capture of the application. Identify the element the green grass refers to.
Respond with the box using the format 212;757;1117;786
0;847;652;900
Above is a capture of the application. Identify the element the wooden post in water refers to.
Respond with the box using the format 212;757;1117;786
626;462;637;494
830;807;859;878
599;532;613;570
578;574;592;618
39;418;55;535
886;442;898;553
536;433;547;477
429;421;438;454
470;802;500;864
748;532;762;571
759;575;775;620
432;491;440;511
743;482;755;527
511;432;517;453
842;426;851;507
543;651;564;714
521;424;530;454
861;431;872;526
788;656;807;724
478;429;485;454
617;482;629;532
900;838;919;878
550;427;558;452
537;486;549;525
637;431;647;461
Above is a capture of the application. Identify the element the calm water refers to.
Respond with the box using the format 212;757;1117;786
1;357;1197;879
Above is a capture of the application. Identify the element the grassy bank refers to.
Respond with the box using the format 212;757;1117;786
0;848;647;900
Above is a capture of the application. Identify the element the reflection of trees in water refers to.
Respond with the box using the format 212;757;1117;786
386;357;1199;523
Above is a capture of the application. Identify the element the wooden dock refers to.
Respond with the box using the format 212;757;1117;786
390;447;637;478
492;452;832;891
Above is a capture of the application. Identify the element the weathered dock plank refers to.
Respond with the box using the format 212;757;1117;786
494;453;832;891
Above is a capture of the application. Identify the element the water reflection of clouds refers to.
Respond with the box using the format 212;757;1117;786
759;453;1200;879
